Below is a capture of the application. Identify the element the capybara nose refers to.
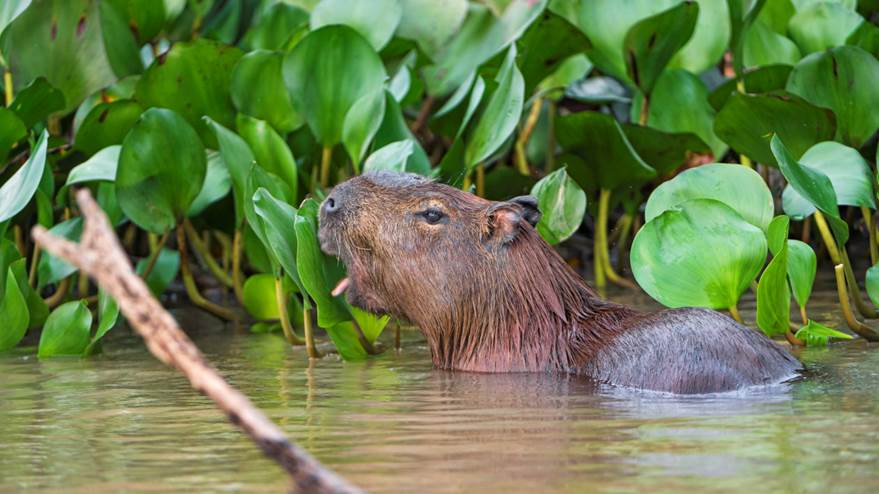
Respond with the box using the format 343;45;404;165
323;194;341;215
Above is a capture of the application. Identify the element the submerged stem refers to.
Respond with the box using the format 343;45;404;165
833;264;879;341
176;225;238;322
275;277;305;346
303;306;323;359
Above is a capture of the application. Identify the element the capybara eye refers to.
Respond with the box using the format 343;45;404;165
419;208;445;225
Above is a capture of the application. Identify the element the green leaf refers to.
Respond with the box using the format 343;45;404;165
727;0;769;74
342;88;386;166
204;117;256;227
782;141;874;219
230;50;303;134
105;0;167;43
66;146;120;186
245;167;292;277
786;45;879;148
188;151;231;216
283;25;386;146
252;187;304;291
363;140;414;174
669;0;732;73
0;1;29;36
37;218;82;288
423;1;546;96
631;198;767;309
310;0;402;50
0;107;26;163
8;77;65;129
136;38;243;145
788;1;863;54
622;124;711;176
646;163;774;232
236;114;298;201
550;0;679;84
73;100;144;156
396;0;467;56
241;2;309;51
556;111;656;190
742;19;801;68
866;263;879;308
708;64;792;111
639;69;727;159
373;91;432;175
531;167;587;245
714;91;836;167
0;266;29;352
516;10;591;95
84;288;120;355
623;1;699;94
351;306;390;344
294;198;350;328
38;300;92;358
1;0;117;113
243;273;280;320
770;135;848;245
117;108;206;234
787;239;816;309
0;129;47;223
135;248;180;296
98;0;143;78
465;46;524;169
324;321;368;361
756;215;790;337
795;320;853;346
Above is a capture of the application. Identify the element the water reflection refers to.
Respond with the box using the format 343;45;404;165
1;280;878;493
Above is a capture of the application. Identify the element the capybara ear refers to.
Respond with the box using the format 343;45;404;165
486;203;525;244
509;195;541;226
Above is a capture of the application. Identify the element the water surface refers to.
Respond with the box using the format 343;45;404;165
2;283;878;493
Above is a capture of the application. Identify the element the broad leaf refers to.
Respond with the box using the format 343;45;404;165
0;129;47;224
631;198;767;309
204;117;256;226
230;50;303;133
363;140;414;174
788;2;863;54
310;0;402;50
38;300;92;358
0;266;29;352
623;1;699;94
343;88;386;167
237;114;298;200
243;273;281;320
531;167;587;245
116;108;206;234
37;218;82;288
252;187;304;290
188;151;231;216
756;215;790;337
787;239;816;310
795;320;853;346
396;0;467;56
74;100;143;156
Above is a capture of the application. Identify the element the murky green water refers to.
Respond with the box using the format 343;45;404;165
2;281;879;494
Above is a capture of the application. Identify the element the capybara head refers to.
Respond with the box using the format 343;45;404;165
318;172;543;320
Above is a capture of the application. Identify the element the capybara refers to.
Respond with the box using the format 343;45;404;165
318;172;802;394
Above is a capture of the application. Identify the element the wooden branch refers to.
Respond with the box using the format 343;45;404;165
32;189;364;494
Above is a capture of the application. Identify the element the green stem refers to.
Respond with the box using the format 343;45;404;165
140;231;169;281
833;264;879;341
638;92;650;126
545;100;556;172
184;220;233;288
275;277;305;346
3;67;12;107
177;225;238;322
841;248;878;319
813;211;842;264
28;246;40;288
728;304;743;324
514;97;542;175
352;320;382;355
862;206;878;266
44;277;70;309
597;189;636;289
475;164;485;197
320;146;332;188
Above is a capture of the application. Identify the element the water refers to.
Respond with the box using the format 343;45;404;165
2;281;879;494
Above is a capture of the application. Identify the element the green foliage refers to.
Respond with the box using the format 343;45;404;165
3;0;879;360
795;320;853;346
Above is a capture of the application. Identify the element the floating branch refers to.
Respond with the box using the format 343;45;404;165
32;189;364;494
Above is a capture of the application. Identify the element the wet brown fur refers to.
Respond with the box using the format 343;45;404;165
319;172;802;394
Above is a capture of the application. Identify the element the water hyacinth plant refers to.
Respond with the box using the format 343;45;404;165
1;0;879;362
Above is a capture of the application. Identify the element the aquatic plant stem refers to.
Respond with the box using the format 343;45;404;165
351;320;382;355
44;277;70;309
232;229;245;305
785;329;804;346
841;248;878;319
545;100;556;172
596;189;636;289
813;211;842;264
28;246;40;287
32;190;364;494
476;164;485;197
3;67;12;106
176;225;238;322
320;146;332;188
184;219;233;288
274;277;305;346
862;206;878;265
638;92;650;126
514;97;543;175
140;231;169;281
833;264;879;341
728;304;743;324
303;306;323;359
799;304;808;326
410;95;434;134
